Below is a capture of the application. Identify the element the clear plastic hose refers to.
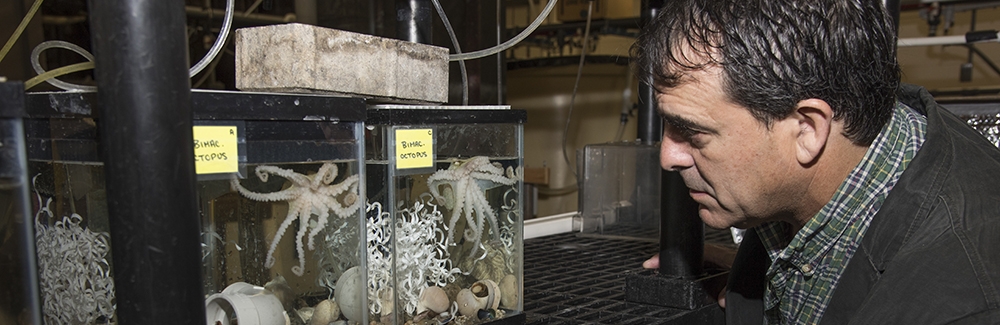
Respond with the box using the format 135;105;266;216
30;40;97;91
189;0;234;76
27;0;233;91
25;61;94;89
449;0;557;61
430;0;469;105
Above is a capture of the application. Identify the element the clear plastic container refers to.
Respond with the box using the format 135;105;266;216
579;141;661;238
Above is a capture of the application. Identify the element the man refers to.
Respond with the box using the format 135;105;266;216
633;0;1000;324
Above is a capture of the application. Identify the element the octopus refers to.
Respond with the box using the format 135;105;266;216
231;162;360;276
427;156;517;256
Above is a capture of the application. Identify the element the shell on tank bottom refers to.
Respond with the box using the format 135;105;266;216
308;299;340;325
456;279;501;316
334;266;364;322
499;274;517;309
417;286;450;314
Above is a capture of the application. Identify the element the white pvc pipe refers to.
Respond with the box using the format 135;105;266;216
898;35;969;47
524;211;579;239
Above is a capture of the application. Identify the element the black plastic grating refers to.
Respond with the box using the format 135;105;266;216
523;226;732;324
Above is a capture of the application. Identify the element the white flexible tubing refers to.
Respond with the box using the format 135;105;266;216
29;0;234;91
30;40;96;92
430;0;469;105
190;0;234;76
448;0;557;61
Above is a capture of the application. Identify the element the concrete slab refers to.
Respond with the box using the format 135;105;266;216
236;23;449;104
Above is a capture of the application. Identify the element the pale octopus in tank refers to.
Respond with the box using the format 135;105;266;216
427;156;518;256
231;163;361;276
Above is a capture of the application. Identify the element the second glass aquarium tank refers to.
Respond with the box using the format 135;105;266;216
192;91;369;325
364;107;526;325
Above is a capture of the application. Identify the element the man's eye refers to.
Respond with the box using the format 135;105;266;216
678;128;698;138
665;123;697;139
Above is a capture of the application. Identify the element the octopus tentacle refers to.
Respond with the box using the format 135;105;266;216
230;176;302;202
333;181;362;217
469;171;517;186
462;182;482;251
255;165;311;186
314;163;339;188
445;178;468;246
264;201;304;269
475;187;501;243
291;208;310;276
307;208;330;251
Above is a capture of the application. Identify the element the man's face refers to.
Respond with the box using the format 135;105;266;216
657;67;801;229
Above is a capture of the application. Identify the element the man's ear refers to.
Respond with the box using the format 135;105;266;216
792;98;834;165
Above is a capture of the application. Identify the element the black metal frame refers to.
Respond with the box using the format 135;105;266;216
368;108;526;125
24;91;367;165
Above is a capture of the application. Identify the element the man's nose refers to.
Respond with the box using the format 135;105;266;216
660;136;694;171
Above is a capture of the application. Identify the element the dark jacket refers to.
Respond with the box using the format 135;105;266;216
726;84;1000;324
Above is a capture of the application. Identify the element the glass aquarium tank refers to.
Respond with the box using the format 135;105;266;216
22;89;369;325
364;107;526;325
1;82;42;325
191;91;368;325
22;91;117;325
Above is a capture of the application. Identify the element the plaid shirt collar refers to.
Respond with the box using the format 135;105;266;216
754;102;927;324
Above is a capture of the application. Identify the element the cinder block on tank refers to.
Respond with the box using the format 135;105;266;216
236;23;449;103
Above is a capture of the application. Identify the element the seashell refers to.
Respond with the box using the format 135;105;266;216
499;274;518;309
470;279;501;311
334;266;364;322
417;286;450;314
456;288;484;317
308;299;340;325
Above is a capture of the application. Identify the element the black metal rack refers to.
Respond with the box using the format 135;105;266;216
523;226;731;325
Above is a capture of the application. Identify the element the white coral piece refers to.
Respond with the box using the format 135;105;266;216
33;177;116;324
364;195;464;317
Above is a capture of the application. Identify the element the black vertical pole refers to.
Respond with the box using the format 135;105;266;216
884;0;901;34
637;0;662;145
639;0;704;279
660;172;703;278
88;0;205;324
397;0;434;44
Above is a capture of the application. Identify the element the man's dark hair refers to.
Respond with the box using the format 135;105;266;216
632;0;900;145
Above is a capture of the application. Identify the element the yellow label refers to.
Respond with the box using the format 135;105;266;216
395;128;434;169
192;126;239;174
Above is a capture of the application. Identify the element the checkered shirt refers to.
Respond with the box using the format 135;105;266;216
754;102;927;324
